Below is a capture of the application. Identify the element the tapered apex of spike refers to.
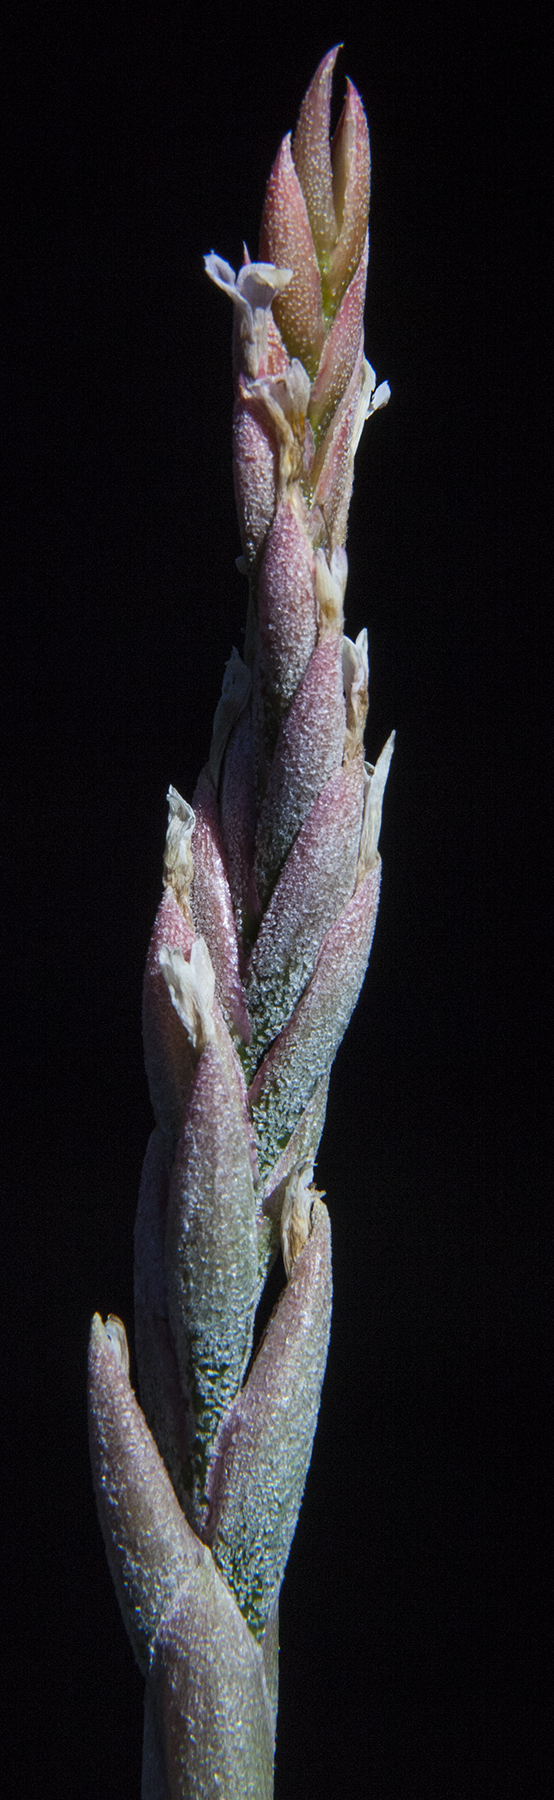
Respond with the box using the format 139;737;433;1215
260;50;370;358
290;48;370;314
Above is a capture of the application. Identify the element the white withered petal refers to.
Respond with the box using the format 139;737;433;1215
163;786;195;912
247;357;313;491
352;356;391;459
342;626;369;700
342;626;369;760
208;647;251;789
205;252;292;378
314;544;348;632
281;1160;321;1276
159;938;216;1054
357;730;396;878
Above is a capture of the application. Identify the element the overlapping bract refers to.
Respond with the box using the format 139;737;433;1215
89;50;392;1800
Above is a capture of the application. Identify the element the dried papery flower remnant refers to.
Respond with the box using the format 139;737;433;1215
90;49;392;1798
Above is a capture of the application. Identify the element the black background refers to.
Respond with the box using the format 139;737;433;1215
3;2;547;1796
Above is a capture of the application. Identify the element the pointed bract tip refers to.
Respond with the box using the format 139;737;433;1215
292;47;343;265
316;43;343;71
89;1311;104;1356
90;1312;130;1378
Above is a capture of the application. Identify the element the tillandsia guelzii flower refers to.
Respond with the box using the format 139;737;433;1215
88;48;392;1798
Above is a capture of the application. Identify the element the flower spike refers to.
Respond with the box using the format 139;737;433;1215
90;52;392;1799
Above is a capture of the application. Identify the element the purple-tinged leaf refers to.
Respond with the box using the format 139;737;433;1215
232;392;278;571
143;888;196;1165
206;1200;332;1640
134;1130;194;1516
292;47;339;265
219;701;261;958
329;78;371;305
166;1042;258;1512
261;1072;330;1214
246;757;364;1066
310;339;365;549
249;861;382;1178
259;134;325;379
257;495;317;718
150;1552;274;1799
255;631;346;902
308;234;368;440
191;767;251;1044
88;1314;202;1676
